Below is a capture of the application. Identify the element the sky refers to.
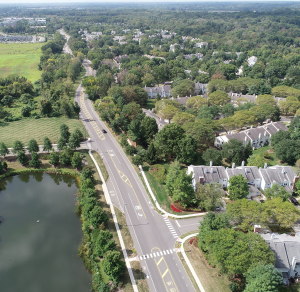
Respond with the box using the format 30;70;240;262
1;0;300;2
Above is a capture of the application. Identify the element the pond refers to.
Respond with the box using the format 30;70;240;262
0;172;92;292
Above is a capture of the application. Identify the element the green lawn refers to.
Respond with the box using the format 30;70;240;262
251;145;283;166
0;42;43;82
0;117;86;147
145;99;156;110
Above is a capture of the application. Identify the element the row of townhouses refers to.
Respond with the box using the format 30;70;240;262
187;163;298;198
144;82;208;99
214;121;288;149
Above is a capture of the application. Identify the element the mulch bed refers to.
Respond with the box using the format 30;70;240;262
172;200;206;213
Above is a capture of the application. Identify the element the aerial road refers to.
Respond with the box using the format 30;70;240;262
61;30;202;292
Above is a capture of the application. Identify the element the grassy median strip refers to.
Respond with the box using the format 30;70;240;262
91;150;109;182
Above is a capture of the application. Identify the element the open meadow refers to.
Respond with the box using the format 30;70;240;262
0;42;43;82
0;117;86;147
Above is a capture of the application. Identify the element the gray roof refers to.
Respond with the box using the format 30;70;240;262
226;131;249;143
227;166;261;181
259;165;296;186
261;233;300;270
142;109;167;131
189;165;227;184
144;85;171;94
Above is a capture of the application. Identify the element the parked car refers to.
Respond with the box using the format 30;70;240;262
102;129;107;133
289;196;299;206
215;206;220;211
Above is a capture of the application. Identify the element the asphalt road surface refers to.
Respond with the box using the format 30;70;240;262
61;29;202;291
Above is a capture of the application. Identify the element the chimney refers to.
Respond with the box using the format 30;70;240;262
282;168;285;174
264;163;267;169
258;133;261;139
250;125;253;129
232;163;235;168
292;257;298;271
254;225;261;233
293;176;299;190
242;161;245;166
210;161;213;167
199;176;204;185
264;131;267;136
271;233;277;239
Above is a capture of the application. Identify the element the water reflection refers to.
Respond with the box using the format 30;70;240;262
0;173;91;292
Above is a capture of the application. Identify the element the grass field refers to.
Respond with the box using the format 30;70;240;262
0;42;43;82
0;117;86;147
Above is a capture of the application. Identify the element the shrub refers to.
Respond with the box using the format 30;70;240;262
120;135;129;147
149;164;166;184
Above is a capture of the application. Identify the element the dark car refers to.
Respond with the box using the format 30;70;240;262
289;196;299;206
102;129;107;133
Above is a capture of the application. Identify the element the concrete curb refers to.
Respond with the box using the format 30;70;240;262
89;148;139;292
139;165;207;219
179;233;206;292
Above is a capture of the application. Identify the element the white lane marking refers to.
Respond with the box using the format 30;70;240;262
176;220;181;227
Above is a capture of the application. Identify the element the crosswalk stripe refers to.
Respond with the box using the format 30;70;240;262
153;253;156;257
169;249;173;253
160;251;163;256
150;254;153;258
140;256;143;260
163;251;166;255
167;250;170;254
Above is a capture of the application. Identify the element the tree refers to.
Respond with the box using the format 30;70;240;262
94;230;116;257
222;139;244;164
0;105;9;119
228;174;249;201
125;145;137;156
197;105;214;119
140;116;158;145
0;142;9;158
243;141;253;162
244;264;282;292
202;148;222;166
89;205;108;228
195;182;224;211
1;95;13;107
208;90;230;106
72;152;82;169
102;251;126;281
222;103;235;117
132;155;144;166
17;151;28;165
176;135;197;164
43;137;52;152
2;161;7;171
128;119;142;143
247;154;267;168
57;137;67;150
154;124;185;160
186;96;208;111
256;94;276;106
146;142;158;165
73;128;83;141
49;151;60;167
81;167;95;182
29;152;41;168
69;132;81;150
183;119;216;151
60;124;70;142
264;183;290;202
73;101;81;118
60;147;73;165
27;138;39;153
233;110;257;129
12;140;24;154
171;79;195;97
274;139;300;164
159;105;179;121
271;130;291;147
172;112;195;126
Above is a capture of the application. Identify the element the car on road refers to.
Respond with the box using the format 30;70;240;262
289;196;299;206
102;129;107;133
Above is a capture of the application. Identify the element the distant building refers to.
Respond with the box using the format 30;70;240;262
247;56;258;67
170;43;183;52
195;82;208;94
184;53;203;60
142;109;168;131
195;42;208;48
144;85;172;99
214;121;288;149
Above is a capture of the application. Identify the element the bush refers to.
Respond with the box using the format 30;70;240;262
149;164;166;184
120;135;129;147
125;145;137;156
229;283;238;292
263;151;272;160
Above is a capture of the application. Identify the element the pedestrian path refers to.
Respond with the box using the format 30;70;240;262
164;216;179;238
128;248;180;262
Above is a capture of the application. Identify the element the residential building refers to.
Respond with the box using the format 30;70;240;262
144;85;172;99
187;163;228;189
184;53;203;60
195;42;208;48
170;43;183;52
214;121;288;149
195;82;208;94
247;56;258;67
260;233;300;285
187;162;298;196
